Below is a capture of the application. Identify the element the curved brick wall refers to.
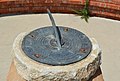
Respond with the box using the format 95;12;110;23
0;0;120;20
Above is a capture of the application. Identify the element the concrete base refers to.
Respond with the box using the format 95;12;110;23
7;60;104;81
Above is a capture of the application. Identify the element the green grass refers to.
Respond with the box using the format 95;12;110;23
73;0;90;23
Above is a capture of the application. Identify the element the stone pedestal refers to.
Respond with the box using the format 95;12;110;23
7;32;102;81
7;60;104;81
7;27;103;81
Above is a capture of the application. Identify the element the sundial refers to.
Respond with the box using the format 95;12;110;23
10;9;101;81
22;9;92;65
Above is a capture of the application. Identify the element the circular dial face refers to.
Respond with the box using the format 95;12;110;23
22;26;92;65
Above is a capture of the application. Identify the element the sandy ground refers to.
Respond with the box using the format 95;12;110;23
0;14;120;81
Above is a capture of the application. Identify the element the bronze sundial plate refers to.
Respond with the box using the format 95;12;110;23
22;26;92;65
